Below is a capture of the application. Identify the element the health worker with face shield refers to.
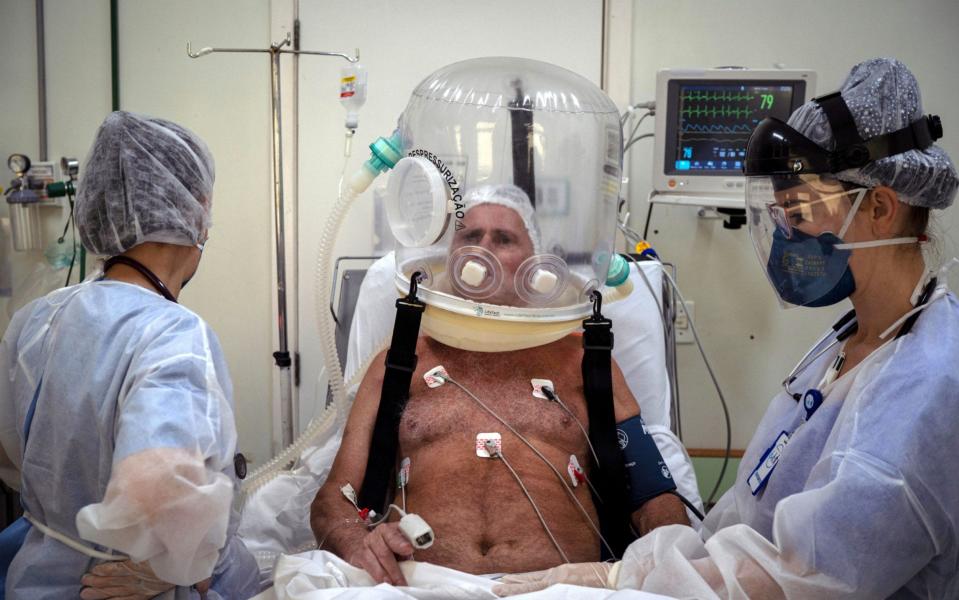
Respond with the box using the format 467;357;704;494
496;57;959;599
0;112;259;599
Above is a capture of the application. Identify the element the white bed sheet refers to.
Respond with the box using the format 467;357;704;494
250;550;672;600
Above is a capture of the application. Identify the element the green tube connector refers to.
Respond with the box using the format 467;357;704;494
605;253;630;287
46;181;76;198
367;131;404;173
350;131;405;194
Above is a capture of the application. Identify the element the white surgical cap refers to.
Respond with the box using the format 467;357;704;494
462;184;542;252
75;111;216;256
787;58;958;210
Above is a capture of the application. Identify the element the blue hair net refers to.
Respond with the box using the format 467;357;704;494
787;58;958;209
76;111;215;256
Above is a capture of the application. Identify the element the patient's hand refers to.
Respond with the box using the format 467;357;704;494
79;560;175;600
346;522;414;587
635;492;689;535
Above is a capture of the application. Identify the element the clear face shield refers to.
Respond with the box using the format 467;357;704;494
383;58;626;350
746;173;868;308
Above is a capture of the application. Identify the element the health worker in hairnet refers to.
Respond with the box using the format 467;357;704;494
0;111;260;599
496;57;959;599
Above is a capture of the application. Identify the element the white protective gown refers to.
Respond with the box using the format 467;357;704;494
616;285;959;599
0;280;260;599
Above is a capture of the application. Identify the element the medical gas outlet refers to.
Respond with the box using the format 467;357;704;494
5;154;77;251
676;300;694;344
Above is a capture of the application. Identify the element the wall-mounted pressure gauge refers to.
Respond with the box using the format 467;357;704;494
60;157;79;180
7;154;31;176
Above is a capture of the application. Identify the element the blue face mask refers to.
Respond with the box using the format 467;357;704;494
767;228;857;307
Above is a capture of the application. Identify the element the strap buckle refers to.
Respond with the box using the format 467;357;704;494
582;290;614;351
385;352;418;374
582;322;614;351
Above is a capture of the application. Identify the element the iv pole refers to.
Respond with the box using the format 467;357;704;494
188;34;359;449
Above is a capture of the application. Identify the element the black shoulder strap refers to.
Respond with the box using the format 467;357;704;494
581;291;635;559
358;276;426;514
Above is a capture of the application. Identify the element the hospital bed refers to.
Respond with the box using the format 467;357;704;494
240;252;701;598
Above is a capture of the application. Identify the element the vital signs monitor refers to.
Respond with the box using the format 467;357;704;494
651;68;816;206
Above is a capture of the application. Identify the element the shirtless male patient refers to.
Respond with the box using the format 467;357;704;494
310;198;689;586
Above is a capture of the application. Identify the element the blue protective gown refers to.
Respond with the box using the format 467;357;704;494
0;280;260;599
618;288;959;598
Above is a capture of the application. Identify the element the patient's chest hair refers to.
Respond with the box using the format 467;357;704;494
399;336;587;449
387;336;607;571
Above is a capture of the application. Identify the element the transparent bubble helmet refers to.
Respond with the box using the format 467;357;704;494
388;57;623;324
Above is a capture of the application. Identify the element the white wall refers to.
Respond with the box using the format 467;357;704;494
292;0;606;429
0;0;605;465
0;0;276;466
116;0;276;465
627;0;959;450
0;0;40;327
0;0;111;330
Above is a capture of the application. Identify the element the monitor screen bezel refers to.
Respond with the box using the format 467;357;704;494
649;69;816;199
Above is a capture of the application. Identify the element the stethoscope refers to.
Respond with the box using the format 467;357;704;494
745;275;943;497
102;255;178;303
781;276;939;403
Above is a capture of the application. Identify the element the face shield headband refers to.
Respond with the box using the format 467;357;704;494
744;91;944;178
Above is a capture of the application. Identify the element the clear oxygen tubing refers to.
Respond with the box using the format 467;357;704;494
240;338;387;502
661;263;730;508
617;222;732;509
313;157;354;420
241;132;374;495
242;127;403;495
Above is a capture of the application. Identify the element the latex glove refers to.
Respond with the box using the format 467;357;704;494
493;562;618;597
345;522;414;587
79;560;175;600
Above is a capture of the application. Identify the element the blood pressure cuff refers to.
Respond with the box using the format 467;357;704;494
617;415;676;512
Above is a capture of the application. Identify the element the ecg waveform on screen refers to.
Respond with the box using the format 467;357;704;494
682;91;756;102
681;106;754;119
672;85;793;172
680;138;750;144
681;123;753;134
678;94;760;144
